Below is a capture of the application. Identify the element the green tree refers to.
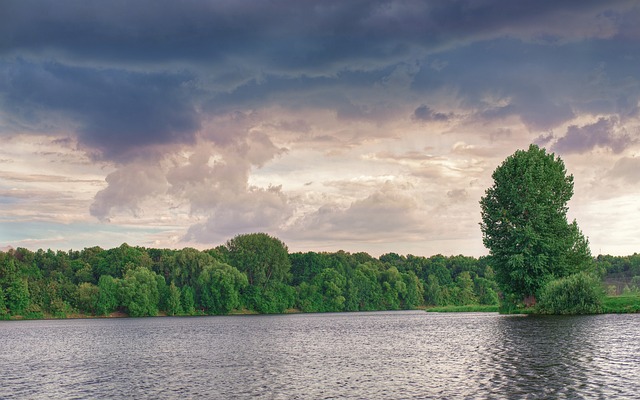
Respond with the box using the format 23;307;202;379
197;262;248;314
96;275;119;315
119;267;159;317
0;287;8;318
77;282;100;314
424;274;443;306
226;233;291;288
168;248;215;288
166;282;182;316
296;282;323;312
244;282;295;314
312;268;347;312
400;271;423;309
480;144;592;305
423;255;452;286
346;262;383;311
379;267;406;310
6;278;30;316
96;243;152;278
290;251;331;285
155;274;169;313
454;271;477;306
475;276;499;306
73;261;95;284
181;285;196;315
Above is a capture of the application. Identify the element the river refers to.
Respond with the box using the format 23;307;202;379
1;311;639;399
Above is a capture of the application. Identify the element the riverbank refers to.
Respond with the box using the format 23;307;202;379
425;305;499;313
602;294;640;313
3;295;639;320
424;295;640;314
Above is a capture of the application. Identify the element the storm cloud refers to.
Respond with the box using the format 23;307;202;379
0;60;200;162
2;0;640;255
553;117;633;154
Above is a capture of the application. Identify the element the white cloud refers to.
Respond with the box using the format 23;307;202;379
90;163;168;221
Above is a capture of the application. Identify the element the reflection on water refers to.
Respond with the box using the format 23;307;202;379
0;312;639;399
489;316;605;398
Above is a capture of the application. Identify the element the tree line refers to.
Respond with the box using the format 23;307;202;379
0;232;637;319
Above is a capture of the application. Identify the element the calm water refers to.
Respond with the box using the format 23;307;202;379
1;311;639;399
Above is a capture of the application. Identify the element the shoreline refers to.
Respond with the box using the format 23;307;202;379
3;295;639;321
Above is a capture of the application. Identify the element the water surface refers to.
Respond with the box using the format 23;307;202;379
1;311;639;398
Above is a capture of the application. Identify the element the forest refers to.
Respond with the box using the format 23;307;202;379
0;232;639;319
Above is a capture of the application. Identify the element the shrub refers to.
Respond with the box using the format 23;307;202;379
537;272;604;315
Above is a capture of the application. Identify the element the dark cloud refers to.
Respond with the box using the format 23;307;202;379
516;94;575;131
534;132;554;146
1;0;637;161
203;70;399;122
552;117;633;154
413;39;582;130
0;1;425;73
0;60;200;162
413;105;450;122
1;1;631;71
3;0;640;251
412;35;640;131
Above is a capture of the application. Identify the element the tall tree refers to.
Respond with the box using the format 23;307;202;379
181;285;196;315
480;144;592;304
6;278;30;316
96;275;119;315
226;233;291;288
197;262;248;314
119;267;160;317
0;287;8;317
77;282;100;314
166;282;182;316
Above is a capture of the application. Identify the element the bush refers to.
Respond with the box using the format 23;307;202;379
23;303;44;319
537;272;604;315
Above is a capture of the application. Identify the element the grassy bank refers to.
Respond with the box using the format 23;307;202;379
4;296;639;320
425;295;640;314
602;295;640;313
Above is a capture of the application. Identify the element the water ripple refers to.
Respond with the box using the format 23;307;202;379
1;312;639;399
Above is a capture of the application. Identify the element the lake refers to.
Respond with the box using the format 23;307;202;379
1;311;639;399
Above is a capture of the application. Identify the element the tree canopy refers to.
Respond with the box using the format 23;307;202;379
226;233;291;288
480;144;592;304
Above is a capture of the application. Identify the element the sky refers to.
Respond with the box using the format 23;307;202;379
1;0;639;257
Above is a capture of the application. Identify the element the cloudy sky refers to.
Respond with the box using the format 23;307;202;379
1;0;639;257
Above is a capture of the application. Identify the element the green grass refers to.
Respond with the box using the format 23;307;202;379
425;304;499;313
425;295;640;315
602;295;640;313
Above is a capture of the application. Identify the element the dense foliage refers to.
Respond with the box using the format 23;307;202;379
480;144;593;305
0;232;637;319
0;234;497;318
537;272;604;315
